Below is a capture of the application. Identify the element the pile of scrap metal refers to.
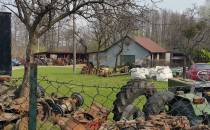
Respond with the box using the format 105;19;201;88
0;91;85;130
116;113;210;130
53;102;112;130
0;86;210;130
48;101;207;130
1;79;210;130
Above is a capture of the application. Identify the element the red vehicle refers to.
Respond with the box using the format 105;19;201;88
186;63;210;81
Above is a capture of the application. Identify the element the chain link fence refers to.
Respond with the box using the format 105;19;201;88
1;65;210;130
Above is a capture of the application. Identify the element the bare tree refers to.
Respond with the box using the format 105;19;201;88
89;3;148;72
91;15;111;71
112;12;143;72
1;0;140;97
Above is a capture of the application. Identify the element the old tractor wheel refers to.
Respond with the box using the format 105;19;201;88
119;105;144;130
112;79;157;121
143;91;175;118
170;100;203;126
121;105;143;120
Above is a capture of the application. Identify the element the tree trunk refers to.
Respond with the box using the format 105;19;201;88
19;32;37;98
96;44;101;74
113;43;123;73
72;1;76;74
113;56;119;73
96;52;100;74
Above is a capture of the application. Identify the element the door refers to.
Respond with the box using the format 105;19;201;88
120;55;135;66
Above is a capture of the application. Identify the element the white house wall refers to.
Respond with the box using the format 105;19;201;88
165;53;171;62
89;38;151;68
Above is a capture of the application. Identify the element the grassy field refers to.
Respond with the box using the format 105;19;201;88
12;66;168;110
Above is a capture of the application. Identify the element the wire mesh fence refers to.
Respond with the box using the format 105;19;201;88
1;67;210;129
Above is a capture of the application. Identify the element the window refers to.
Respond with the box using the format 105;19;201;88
160;53;166;59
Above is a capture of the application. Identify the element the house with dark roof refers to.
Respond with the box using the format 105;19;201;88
88;36;170;67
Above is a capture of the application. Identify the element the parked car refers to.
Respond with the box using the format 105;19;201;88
12;59;21;66
186;63;210;80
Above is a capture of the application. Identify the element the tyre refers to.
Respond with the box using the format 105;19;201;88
143;91;175;118
119;105;144;130
112;79;157;121
121;105;144;120
170;100;203;126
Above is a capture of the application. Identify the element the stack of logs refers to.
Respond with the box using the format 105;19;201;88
81;63;112;77
81;63;96;75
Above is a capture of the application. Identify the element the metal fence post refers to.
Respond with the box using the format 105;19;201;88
29;64;37;130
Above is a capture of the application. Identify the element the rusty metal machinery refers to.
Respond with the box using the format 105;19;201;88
0;92;84;130
52;102;110;130
1;80;210;129
44;92;84;116
1;88;210;130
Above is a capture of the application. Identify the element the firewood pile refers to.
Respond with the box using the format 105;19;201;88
97;67;112;77
81;63;112;77
81;62;96;75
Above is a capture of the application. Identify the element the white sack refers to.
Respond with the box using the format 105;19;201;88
130;68;147;79
148;68;157;79
156;66;173;81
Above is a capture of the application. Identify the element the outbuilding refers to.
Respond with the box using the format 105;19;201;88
88;36;170;67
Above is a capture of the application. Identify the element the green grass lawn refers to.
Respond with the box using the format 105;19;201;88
13;67;129;108
12;67;168;109
13;67;130;87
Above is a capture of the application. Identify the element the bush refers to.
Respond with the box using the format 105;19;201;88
194;49;210;62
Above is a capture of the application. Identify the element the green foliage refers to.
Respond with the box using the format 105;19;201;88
199;49;210;60
193;49;210;63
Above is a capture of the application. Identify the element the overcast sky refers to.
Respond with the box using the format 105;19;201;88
155;0;206;12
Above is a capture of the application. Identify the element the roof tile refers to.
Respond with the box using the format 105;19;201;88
133;36;167;53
